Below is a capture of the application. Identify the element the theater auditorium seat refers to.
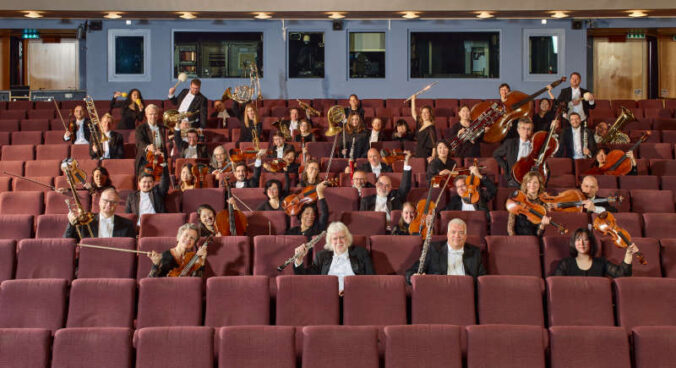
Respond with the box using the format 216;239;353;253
478;275;545;326
135;327;213;368
614;277;676;333
136;237;175;279
35;214;69;238
466;325;547;368
0;278;68;332
35;144;69;160
546;276;614;326
205;276;270;327
630;189;675;213
302;326;379;368
182;188;225;214
243;210;288;236
15;238;75;281
0;214;33;240
343;275;406;326
218;326;296;368
411;275;476;325
486;235;541;276
52;327;133;368
369;235;421;276
340;211;387;235
385;324;463;368
76;237;137;279
0;328;51;368
66;278;136;328
549;326;631;368
139;213;187;237
0;240;15;282
632;326;676;368
252;235;309;279
137;277;203;328
602;237;662;277
642;213;676;239
661;239;676;278
0;191;44;215
276;275;339;326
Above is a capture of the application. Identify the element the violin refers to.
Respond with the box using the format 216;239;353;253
429;164;487;190
540;189;624;213
167;235;214;277
505;190;568;234
281;179;337;216
584;132;649;176
145;132;165;181
380;149;406;166
479;77;566;143
229;148;259;162
215;176;247;236
409;174;452;238
593;211;647;265
462;159;481;204
264;159;288;173
191;164;209;188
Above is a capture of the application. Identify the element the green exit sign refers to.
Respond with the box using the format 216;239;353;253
627;32;645;39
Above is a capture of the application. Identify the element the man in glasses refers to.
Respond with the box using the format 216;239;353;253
64;187;136;241
359;151;412;221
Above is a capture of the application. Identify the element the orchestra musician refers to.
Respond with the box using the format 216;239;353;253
148;223;206;277
63;105;92;145
340;113;370;159
347;148;392;178
444;165;497;221
391;119;414;145
351;170;374;197
553;227;637;277
209;145;228;174
239;103;263;143
556;71;596;122
168;78;208;129
196;204;221;237
426;141;456;182
64;187;136;241
579;175;619;213
269;132;294;159
135;104;168;176
174;128;208;160
359;151;412;220
405;218;487;283
111;88;145;130
294;119;317;142
229;152;264;188
592;147;638;175
411;95;437;162
299;159;322;187
344;94;365;120
368;117;385;145
86;167;113;195
447;104;481;158
125;166;170;224
391;201;416;235
507;171;551;236
178;163;196;192
594;121;608;143
558;112;596;159
293;221;374;293
286;181;330;239
283;107;303;137
533;98;556;133
498;83;511;103
493;117;535;187
89;113;125;160
256;179;286;211
211;100;230;128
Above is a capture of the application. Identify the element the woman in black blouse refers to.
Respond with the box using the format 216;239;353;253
196;204;221;237
286;181;329;240
411;95;437;161
553;227;637;277
340;113;369;159
532;98;556;133
111;89;145;130
447;104;481;158
257;179;285;211
391;119;414;147
148;223;206;277
344;94;365;120
239;103;263;143
426;141;456;182
507;171;552;237
391;202;417;235
294;119;317;143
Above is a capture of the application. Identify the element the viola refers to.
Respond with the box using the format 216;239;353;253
409;174;452;238
380;149;406;166
191;164;209;188
215;177;247;236
584;132;649;176
479;77;566;143
593;211;646;265
167;235;214;277
462;159;481;204
505;190;567;234
540;190;623;213
281;179;337;216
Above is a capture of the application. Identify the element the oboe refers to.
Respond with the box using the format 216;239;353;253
583;120;591;158
277;231;327;271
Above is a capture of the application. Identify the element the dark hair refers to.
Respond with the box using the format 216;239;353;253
499;83;511;91
395;119;410;132
569;112;581;119
570;72;581;79
191;78;201;87
569;227;597;257
180;163;195;185
138;172;154;181
348;94;361;110
454;174;467;185
91;166;112;188
186;128;198;136
234;161;248;172
297;203;318;220
124;88;145;107
283;146;297;157
197;204;215;217
436;140;450;150
395;201;415;233
263;179;283;199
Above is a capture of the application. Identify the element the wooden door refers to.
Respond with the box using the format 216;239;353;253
593;37;647;100
27;39;79;90
658;35;676;98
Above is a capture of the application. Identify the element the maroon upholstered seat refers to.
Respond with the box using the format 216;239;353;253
0;328;51;368
639;142;673;159
70;144;91;159
243;211;288;236
543;212;590;237
0;240;15;282
136;237;175;279
20;118;50;131
181;188;225;214
466;325;547;368
15;238;75;281
66;278;136;328
0;214;33;240
0;191;43;215
489;210;510;235
12;176;52;192
252;235;308;278
631;189;675;213
619;175;660;190
323;187;359;222
485;235;541;276
411;275;475;325
218;326;295;368
369;235;421;276
24;160;61;177
137;277;203;328
76;237;136;278
343;275;406;326
276;275;339;326
139;213;187;237
135;327;213;368
614;277;676;333
35;214;68;238
632;326;676;368
101;159;135;175
302;326;379;368
642;213;676;239
649;159;676;176
52;327;133;368
384;325;462;368
477;275;545;326
11;131;42;145
661;239;676;278
340;211;387;235
229;188;266;212
601;237;662;277
549;326;630;368
205;276;270;327
546;276;614;326
0;278;68;332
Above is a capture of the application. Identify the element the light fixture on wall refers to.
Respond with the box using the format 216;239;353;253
627;10;647;17
401;11;419;19
23;11;43;18
476;11;494;19
178;12;197;20
551;11;569;18
126;20;132;25
254;12;272;19
104;12;122;19
328;12;345;19
541;19;547;24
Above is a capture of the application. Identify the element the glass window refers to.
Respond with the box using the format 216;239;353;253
173;32;263;78
410;32;499;78
288;32;325;78
115;37;144;74
523;29;565;81
349;32;385;78
107;29;151;82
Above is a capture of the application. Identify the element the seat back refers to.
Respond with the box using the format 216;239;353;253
486;235;541;276
137;277;203;328
411;275;475;325
218;326;295;368
302;326;379;368
135;326;213;368
0;328;51;368
546;276;614;326
477;275;545;326
343;275;406;326
67;278;136;328
549;326;630;368
275;275;340;326
466;325;546;368
614;277;676;333
0;278;68;331
15;238;75;281
52;327;133;368
205;276;270;327
369;235;421;275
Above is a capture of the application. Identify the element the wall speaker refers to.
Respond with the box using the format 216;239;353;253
332;20;343;31
89;20;102;31
572;20;583;30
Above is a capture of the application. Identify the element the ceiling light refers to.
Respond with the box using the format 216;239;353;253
541;19;547;24
328;12;345;19
125;20;132;25
476;11;494;19
627;10;647;17
24;11;43;18
254;12;272;19
551;11;569;19
104;12;122;19
402;11;419;19
178;12;197;20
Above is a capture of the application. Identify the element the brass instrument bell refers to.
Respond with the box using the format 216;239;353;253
325;105;345;137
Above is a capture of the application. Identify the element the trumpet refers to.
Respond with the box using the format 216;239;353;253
277;231;327;271
404;81;438;103
296;99;320;117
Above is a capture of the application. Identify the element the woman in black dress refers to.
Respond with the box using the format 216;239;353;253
447;104;481;158
391;202;417;235
294;119;317;143
239;103;263;143
148;223;206;277
426;141;456;182
340;113;369;159
553;227;637;277
391;119;414;147
344;94;365;120
532;98;556;133
507;171;552;237
592;147;638;175
411;95;437;161
286;181;329;240
196;204;221;237
257;179;285;211
111;89;145;130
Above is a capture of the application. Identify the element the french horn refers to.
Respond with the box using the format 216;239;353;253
325;105;345;137
222;63;262;104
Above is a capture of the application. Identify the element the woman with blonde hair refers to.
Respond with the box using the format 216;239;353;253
507;171;551;236
340;113;369;159
239;103;262;143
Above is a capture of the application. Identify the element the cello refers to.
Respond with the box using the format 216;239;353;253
408;174;452;238
583;132;650;176
462;159;481;204
477;77;566;143
505;190;568;234
593;211;646;265
215;176;248;236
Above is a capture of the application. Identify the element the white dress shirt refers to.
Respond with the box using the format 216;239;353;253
138;191;156;225
517;139;532;160
371;164;382;178
568;87;594;121
447;244;465;275
184;145;198;159
98;213;114;238
148;123;163;149
461;200;476;211
369;130;380;144
177;92;195;113
100;131;111;158
275;145;284;159
65;119;89;145
571;126;584;159
289;120;299;136
374;195;390;221
328;251;355;292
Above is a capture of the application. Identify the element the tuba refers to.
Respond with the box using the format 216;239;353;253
600;106;635;145
222;62;262;104
325;105;345;137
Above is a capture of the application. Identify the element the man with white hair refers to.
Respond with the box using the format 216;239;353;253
135;104;168;175
406;218;486;283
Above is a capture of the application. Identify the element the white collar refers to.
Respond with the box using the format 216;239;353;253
333;250;349;260
447;243;464;255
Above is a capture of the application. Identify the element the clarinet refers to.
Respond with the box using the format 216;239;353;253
417;216;435;274
277;231;327;271
583;120;591;158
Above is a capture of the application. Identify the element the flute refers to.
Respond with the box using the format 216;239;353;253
277;231;327;271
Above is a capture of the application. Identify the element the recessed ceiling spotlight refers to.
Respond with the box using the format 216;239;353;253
476;11;494;19
24;11;43;18
178;12;197;20
551;11;569;18
627;10;647;17
328;12;345;19
401;11;419;19
104;12;122;19
254;12;272;19
541;19;547;24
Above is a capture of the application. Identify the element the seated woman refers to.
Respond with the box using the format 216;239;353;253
178;163;196;192
294;119;317;143
298;159;321;187
257;179;285;211
196;204;221;237
532;98;556;132
293;221;374;292
591;146;638;175
87;166;114;194
507;171;552;237
209;145;228;173
286;181;329;239
426;141;456;182
340;113;369;159
148;223;206;277
446;104;481;158
391;119;413;144
391;201;417;235
553;227;637;277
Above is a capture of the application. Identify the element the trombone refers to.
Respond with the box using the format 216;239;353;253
83;96;108;160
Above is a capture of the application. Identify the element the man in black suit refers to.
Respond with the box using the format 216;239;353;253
268;132;294;159
168;78;208;129
359;151;412;219
228;150;264;188
64;187;136;241
493;118;534;187
406;218;487;284
125;166;170;225
63;105;92;144
444;165;497;221
580;175;618;213
351;170;375;197
90;113;125;160
173;128;208;160
558;112;597;159
556;71;596;122
135;104;169;176
355;148;393;178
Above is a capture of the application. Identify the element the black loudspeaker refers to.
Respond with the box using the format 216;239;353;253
89;20;102;31
332;20;343;31
572;20;582;30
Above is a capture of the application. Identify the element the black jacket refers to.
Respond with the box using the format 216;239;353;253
558;125;597;159
286;198;329;240
293;246;375;276
239;122;263;143
556;87;596;120
340;131;370;159
63;214;136;242
493;137;522;185
356;162;393;176
64;119;92;143
426;157;456;182
90;130;125;159
359;169;412;211
125;166;170;215
173;130;209;159
135;122;169;175
406;242;486;283
444;177;497;221
170;89;209;129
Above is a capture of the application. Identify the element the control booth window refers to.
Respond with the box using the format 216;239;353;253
523;29;565;82
410;32;500;78
288;32;325;78
173;32;263;78
349;32;385;78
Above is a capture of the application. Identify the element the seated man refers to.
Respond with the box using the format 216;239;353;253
579;175;618;213
226;150;264;188
359;151;411;221
444;165;496;221
64;187;136;241
355;148;393;178
125;166;170;225
174;127;208;159
406;218;486;284
351;170;374;197
63;105;92;145
268;132;294;159
90;112;125;160
493;118;534;187
558;112;596;159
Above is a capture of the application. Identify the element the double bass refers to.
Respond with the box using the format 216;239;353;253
215;176;247;236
